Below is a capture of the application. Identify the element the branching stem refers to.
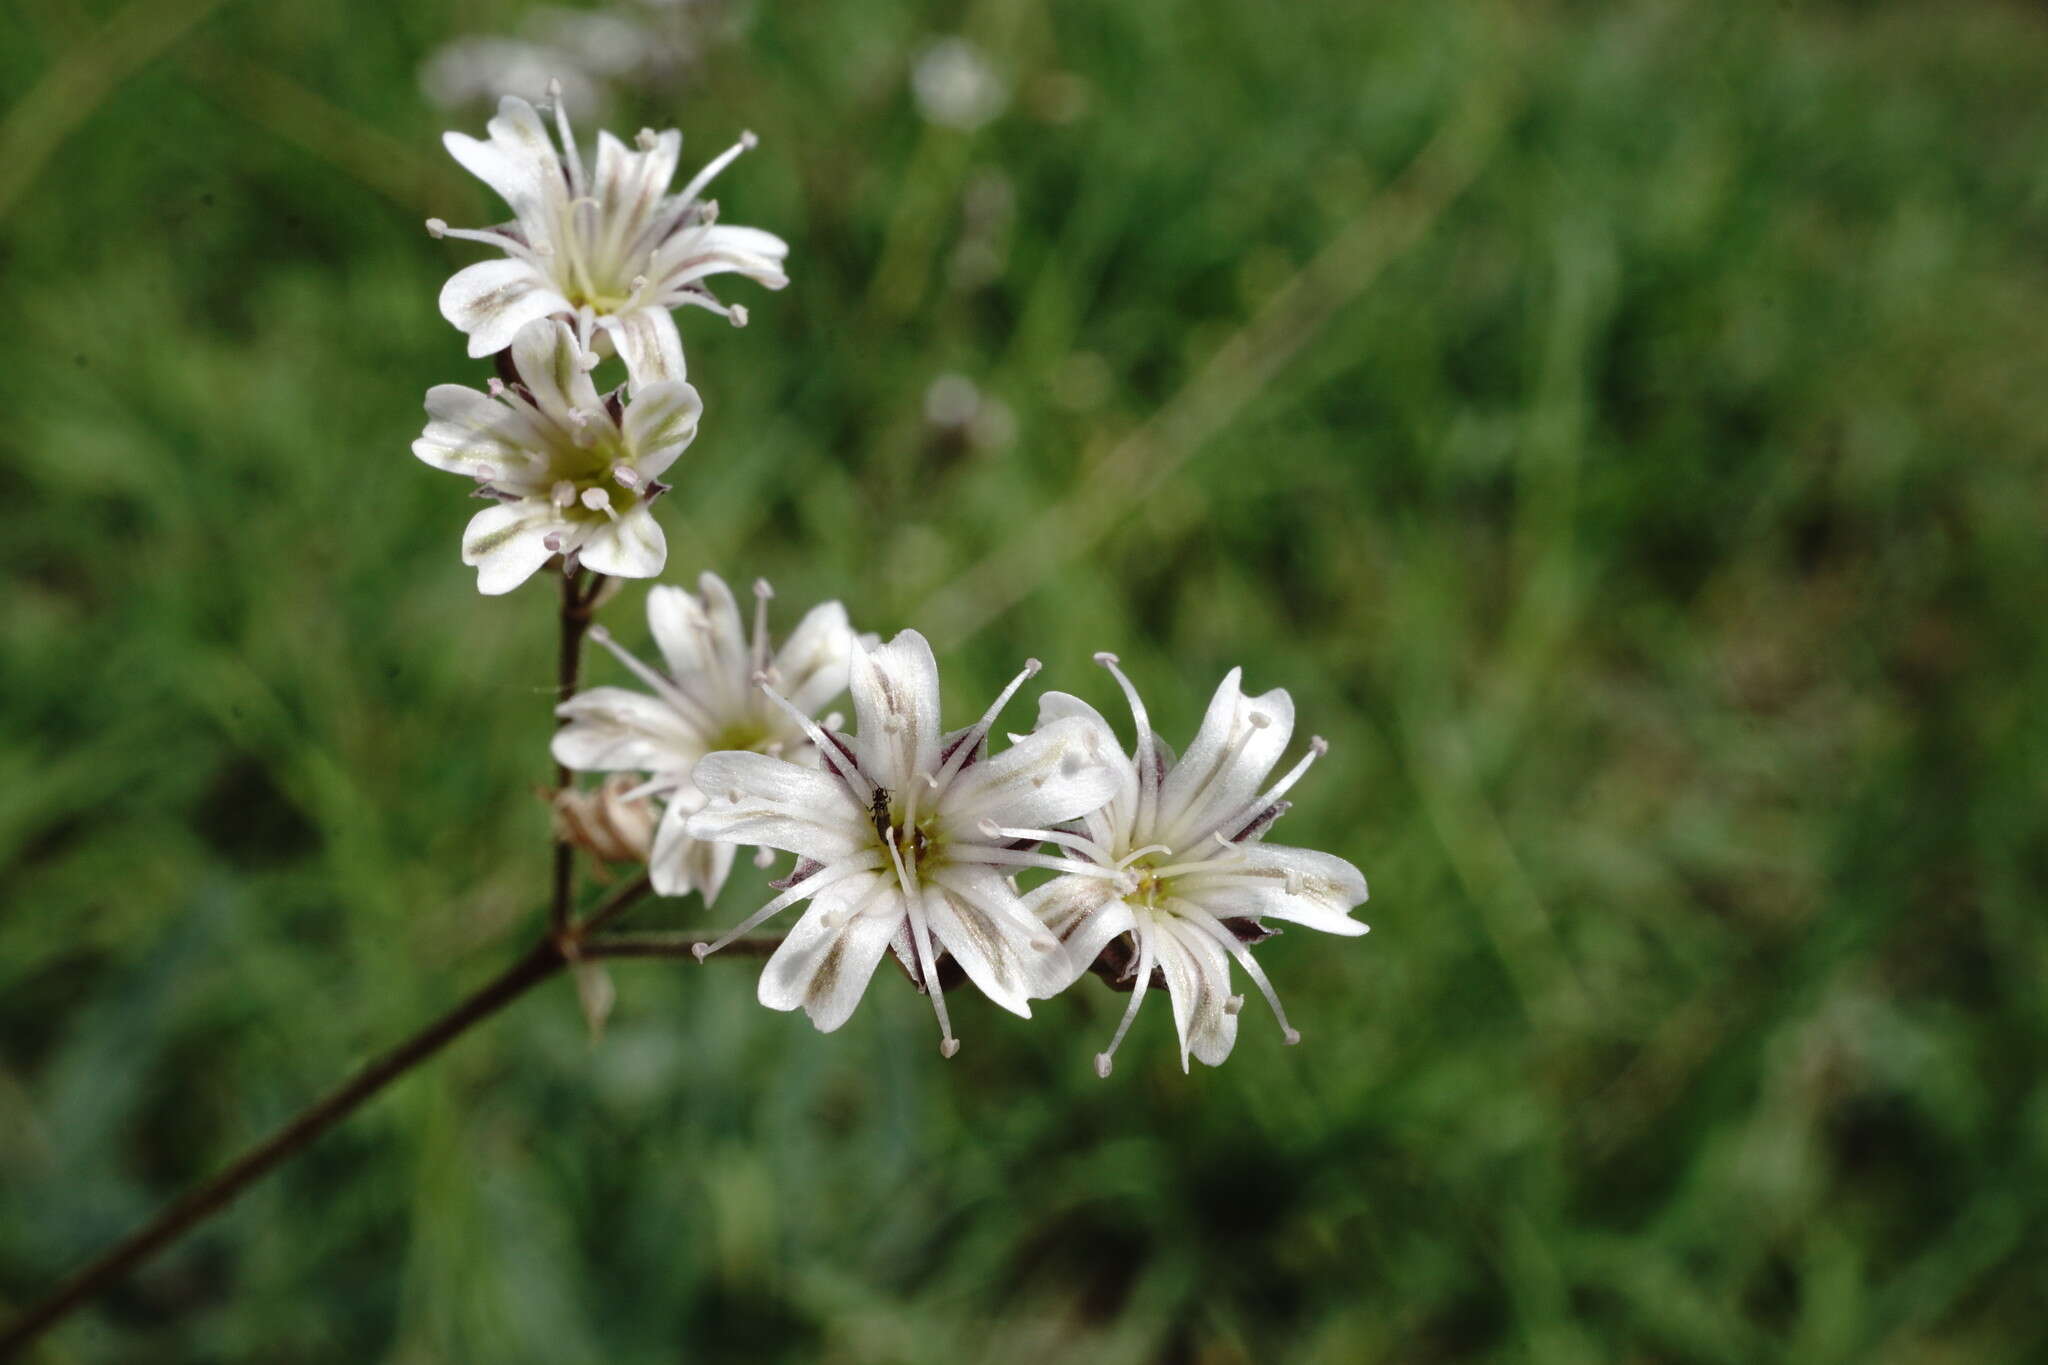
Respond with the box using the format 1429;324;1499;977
0;869;781;1356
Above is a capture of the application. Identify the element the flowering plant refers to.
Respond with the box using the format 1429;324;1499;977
1;85;1366;1351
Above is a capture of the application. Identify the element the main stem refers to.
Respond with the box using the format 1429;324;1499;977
550;568;604;936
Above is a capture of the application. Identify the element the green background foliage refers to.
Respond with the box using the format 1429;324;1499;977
4;0;2047;1359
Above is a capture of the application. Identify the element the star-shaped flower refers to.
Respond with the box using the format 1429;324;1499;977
411;316;699;593
1028;656;1368;1076
684;630;1122;1055
429;89;788;382
552;572;858;903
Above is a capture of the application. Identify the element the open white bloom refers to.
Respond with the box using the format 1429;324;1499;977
552;572;857;903
412;316;699;593
429;89;789;382
1029;657;1368;1076
684;630;1123;1055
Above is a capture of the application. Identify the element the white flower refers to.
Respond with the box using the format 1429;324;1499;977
1028;656;1368;1076
411;316;699;593
684;630;1123;1055
551;573;857;903
428;89;789;382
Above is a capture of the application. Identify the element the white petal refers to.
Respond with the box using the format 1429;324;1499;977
772;601;856;716
601;308;687;391
413;384;543;479
1034;691;1139;838
685;750;868;863
443;114;551;223
460;502;560;595
1151;915;1239;1070
758;873;902;1031
646;574;747;699
924;868;1071;1015
592;128;678;255
1176;843;1368;936
510;316;601;419
578;505;667;580
647;793;697;896
649;223;792;294
439;259;572;358
1027;877;1129;986
1155;668;1295;849
698;224;790;262
620;377;701;476
942;714;1118;835
648;793;738;903
552;686;700;774
849;630;943;789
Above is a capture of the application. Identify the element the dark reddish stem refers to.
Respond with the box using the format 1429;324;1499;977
0;873;660;1357
551;568;604;936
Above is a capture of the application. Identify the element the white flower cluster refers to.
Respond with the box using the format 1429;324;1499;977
414;87;785;593
410;96;1367;1071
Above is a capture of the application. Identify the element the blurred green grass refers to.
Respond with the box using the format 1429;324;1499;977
4;0;2048;1360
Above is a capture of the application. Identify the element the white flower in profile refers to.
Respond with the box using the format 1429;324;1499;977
411;316;699;593
429;87;788;383
684;630;1124;1055
552;573;857;903
1028;656;1368;1076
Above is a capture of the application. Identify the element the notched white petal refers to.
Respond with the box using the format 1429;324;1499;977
849;630;943;788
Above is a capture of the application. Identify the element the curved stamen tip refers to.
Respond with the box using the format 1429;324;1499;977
1093;1053;1114;1079
976;817;1002;838
424;218;448;238
753;578;775;600
587;624;613;645
728;303;750;328
1223;994;1245;1017
939;1037;961;1059
739;129;759;150
1282;1027;1302;1046
547;76;564;100
691;941;712;962
751;669;773;687
636;127;657;150
1248;711;1271;729
1023;658;1043;677
1092;651;1119;666
1310;735;1329;756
